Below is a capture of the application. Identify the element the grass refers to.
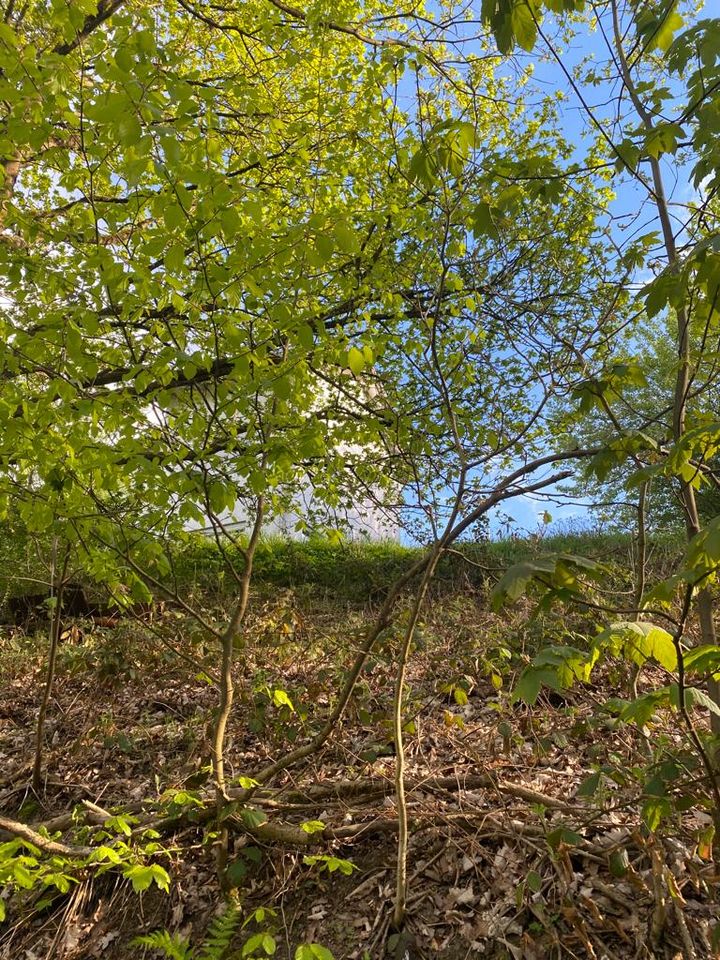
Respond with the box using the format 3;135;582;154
0;523;687;610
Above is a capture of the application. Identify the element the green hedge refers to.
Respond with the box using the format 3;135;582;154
168;530;684;602
169;536;498;601
0;519;685;607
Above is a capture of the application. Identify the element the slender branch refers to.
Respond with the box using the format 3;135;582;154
32;541;71;793
0;814;93;858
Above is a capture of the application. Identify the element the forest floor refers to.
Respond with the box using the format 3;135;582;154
0;578;719;960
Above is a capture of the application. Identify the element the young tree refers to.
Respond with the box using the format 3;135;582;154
480;0;720;757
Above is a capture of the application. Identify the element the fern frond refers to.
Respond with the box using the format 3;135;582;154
133;929;193;960
196;902;242;960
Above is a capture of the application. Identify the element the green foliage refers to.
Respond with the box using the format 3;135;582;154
511;615;707;707
1;0;718;936
0;822;172;926
167;536;496;602
302;854;357;875
123;863;171;894
135;901;242;960
197;903;244;960
242;933;276;957
492;553;605;609
0;837;77;908
163;531;666;605
134;906;335;960
295;947;334;960
134;930;193;960
593;622;677;672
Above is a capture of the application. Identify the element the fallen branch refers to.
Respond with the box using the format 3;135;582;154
0;814;94;858
23;770;585;848
263;772;580;812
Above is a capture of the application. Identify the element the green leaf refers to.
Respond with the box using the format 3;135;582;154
300;820;326;834
347;347;365;375
409;146;435;185
295;945;334;960
236;776;260;790
88;844;123;864
616;689;669;726
314;233;335;263
648;8;683;52
163;202;186;231
150;864;171;892
645;123;684;159
493;557;556;604
240;807;268;830
272;688;294;710
510;1;538;51
594;622;677;671
209;482;231;515
333;221;360;254
683;645;720;678
576;771;601;798
642;796;672;832
13;862;34;888
546;827;582;849
164;243;186;273
512;665;561;705
453;686;468;705
615;138;641;173
670;684;720;717
123;864;156;892
470;201;499;239
227;858;248;885
243;932;277;956
134;931;192;960
263;934;277;954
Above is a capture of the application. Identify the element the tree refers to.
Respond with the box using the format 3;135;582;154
479;0;720;767
0;0;653;936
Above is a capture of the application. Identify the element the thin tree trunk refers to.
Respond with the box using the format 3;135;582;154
611;0;720;731
212;498;264;800
630;480;648;698
212;497;264;886
392;547;443;930
32;543;71;793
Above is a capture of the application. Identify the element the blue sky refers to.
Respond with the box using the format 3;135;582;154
480;6;699;537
